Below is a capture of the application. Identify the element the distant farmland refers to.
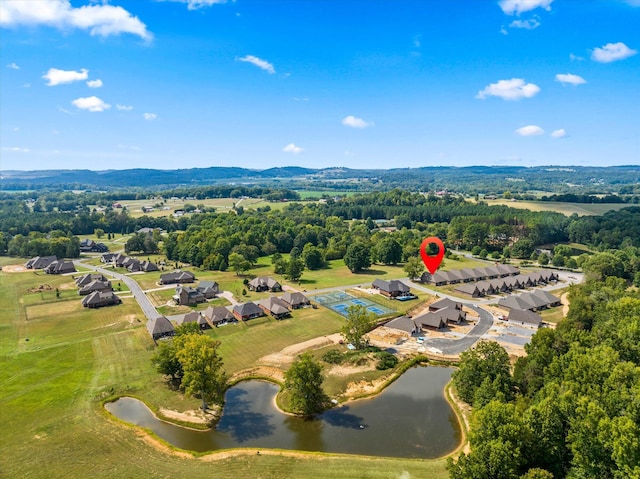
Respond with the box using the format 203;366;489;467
484;200;631;216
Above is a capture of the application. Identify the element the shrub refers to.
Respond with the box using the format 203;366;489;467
322;349;344;364
375;351;398;370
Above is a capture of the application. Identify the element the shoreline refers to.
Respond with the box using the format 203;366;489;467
102;361;468;461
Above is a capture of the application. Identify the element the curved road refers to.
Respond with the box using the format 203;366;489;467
74;259;162;320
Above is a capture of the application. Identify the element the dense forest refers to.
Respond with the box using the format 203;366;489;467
449;276;640;478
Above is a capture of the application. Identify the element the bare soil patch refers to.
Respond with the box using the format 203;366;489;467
3;264;28;273
258;333;342;367
159;407;218;426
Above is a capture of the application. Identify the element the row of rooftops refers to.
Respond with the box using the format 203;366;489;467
101;253;159;273
454;271;559;297
24;256;76;274
422;264;520;285
497;289;561;312
73;272;122;308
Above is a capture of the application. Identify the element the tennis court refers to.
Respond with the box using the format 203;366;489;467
310;291;396;318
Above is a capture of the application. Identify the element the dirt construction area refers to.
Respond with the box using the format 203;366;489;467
2;264;28;273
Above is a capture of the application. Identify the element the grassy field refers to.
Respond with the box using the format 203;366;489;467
0;264;451;478
485;199;630;216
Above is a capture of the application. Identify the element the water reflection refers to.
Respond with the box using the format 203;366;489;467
106;366;461;458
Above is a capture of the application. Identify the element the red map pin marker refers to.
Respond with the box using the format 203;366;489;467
420;237;445;274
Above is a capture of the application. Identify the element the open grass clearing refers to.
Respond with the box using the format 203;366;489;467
484;199;630;216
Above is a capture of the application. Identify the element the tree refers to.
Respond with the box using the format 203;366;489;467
152;340;183;381
228;252;250;276
344;241;372;273
452;341;513;405
94;228;105;239
284;353;327;416
302;244;325;270
284;257;305;282
373;236;403;265
342;305;375;349
403;256;424;280
175;334;226;411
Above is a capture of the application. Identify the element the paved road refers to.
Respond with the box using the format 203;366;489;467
422;304;494;355
74;260;162;320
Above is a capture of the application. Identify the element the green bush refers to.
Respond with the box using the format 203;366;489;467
322;349;344;364
375;351;398;370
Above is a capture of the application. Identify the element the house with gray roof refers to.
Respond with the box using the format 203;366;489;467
233;302;265;321
280;291;310;309
413;312;447;330
247;276;282;292
203;306;236;326
257;297;290;319
455;283;483;298
160;270;196;285
196;281;219;299
82;290;121;308
508;309;542;328
174;286;205;305
429;298;463;311
78;280;112;296
498;295;534;311
76;273;107;287
25;256;57;270
147;316;175;341
45;260;76;274
383;316;419;335
372;279;411;298
175;311;210;330
531;289;561;307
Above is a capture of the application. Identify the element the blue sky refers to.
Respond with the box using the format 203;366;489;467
1;0;638;171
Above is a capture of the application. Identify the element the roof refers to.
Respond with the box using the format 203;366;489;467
25;256;57;269
161;270;195;282
257;297;290;315
146;316;175;336
430;298;462;311
498;295;533;311
531;289;560;304
175;311;204;326
455;283;481;295
248;276;281;289
233;302;263;317
413;312;446;329
508;309;542;327
204;306;234;323
431;306;465;323
82;290;119;306
372;279;410;293
384;316;416;334
281;291;310;306
76;273;106;286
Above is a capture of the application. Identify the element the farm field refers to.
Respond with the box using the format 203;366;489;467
484;199;630;216
0;265;450;479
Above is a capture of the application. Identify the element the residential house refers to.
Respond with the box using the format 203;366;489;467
174;286;205;305
257;297;290;319
175;311;210;330
100;253;116;263
247;276;282;292
79;239;109;253
45;260;76;274
160;270;196;285
495;264;519;277
146;316;175;341
475;281;495;296
125;258;142;272
432;306;466;325
128;260;159;273
508;309;543;329
455;283;483;298
421;271;451;286
372;279;411;298
233;302;264;321
82;290;121;308
203;306;236;327
531;289;561;307
383;316;419;336
498;295;534;311
429;298;463;311
488;278;510;293
78;280;112;296
413;312;447;330
196;281;219;299
25;256;57;269
280;291;310;309
75;273;107;287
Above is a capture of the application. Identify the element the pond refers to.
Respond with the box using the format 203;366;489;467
105;366;461;458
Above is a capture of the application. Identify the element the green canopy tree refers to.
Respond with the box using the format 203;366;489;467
342;304;375;350
175;334;227;411
284;353;327;416
403;256;424;280
344;241;372;273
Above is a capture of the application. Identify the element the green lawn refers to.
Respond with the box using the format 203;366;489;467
484;199;629;217
0;265;452;479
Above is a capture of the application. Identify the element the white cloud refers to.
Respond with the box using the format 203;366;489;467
43;67;88;86
551;128;568;138
476;78;540;100
516;125;544;136
71;96;111;112
143;113;157;120
282;143;303;154
7;62;20;70
500;25;508;35
569;53;585;62
86;79;103;88
499;0;553;15
555;73;586;86
591;42;637;63
2;146;30;153
509;18;540;29
342;115;374;128
162;0;228;10
0;0;152;41
237;55;275;74
116;104;133;111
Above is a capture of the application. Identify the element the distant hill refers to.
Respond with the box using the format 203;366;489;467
1;165;639;194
